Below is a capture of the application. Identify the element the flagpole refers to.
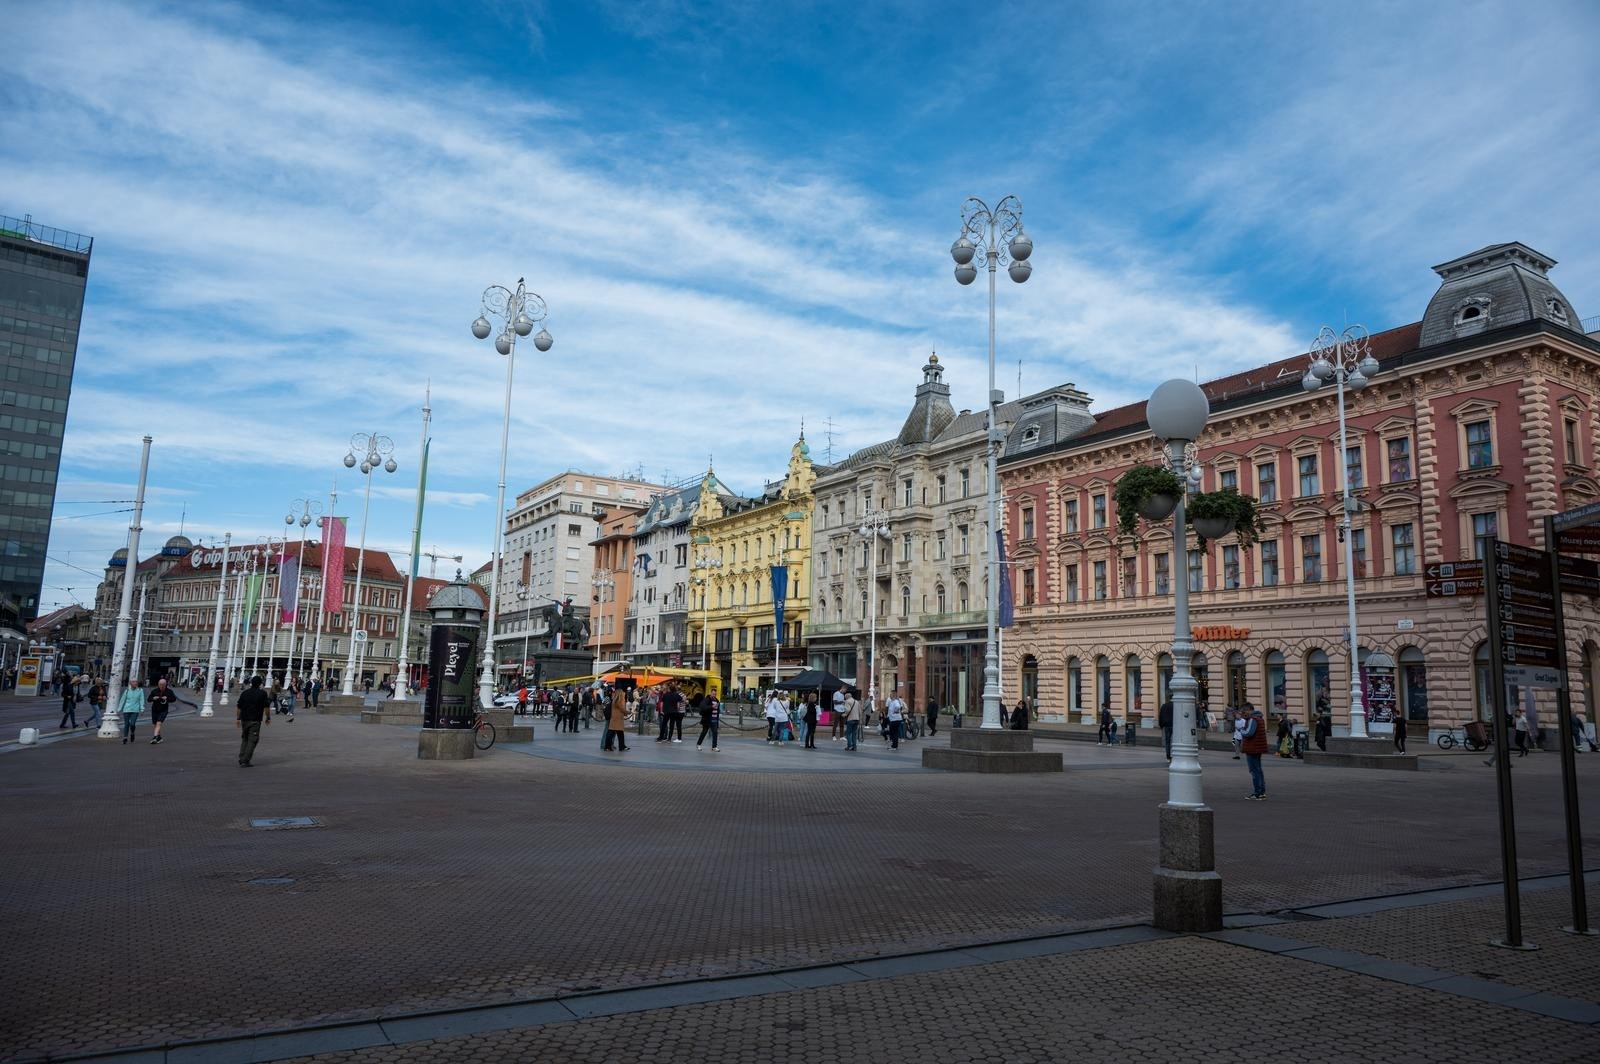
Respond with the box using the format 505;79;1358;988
220;546;246;706
312;480;338;687
392;385;431;703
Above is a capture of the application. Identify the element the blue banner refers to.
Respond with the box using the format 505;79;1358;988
770;564;788;640
996;530;1015;628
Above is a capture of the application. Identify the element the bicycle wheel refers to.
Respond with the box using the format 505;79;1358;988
475;722;496;750
1436;733;1455;750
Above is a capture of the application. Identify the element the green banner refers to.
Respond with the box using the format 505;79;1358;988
243;572;264;631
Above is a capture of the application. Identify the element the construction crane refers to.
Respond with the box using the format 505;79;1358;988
422;546;464;578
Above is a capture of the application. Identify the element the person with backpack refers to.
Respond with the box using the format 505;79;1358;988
1098;702;1113;745
1239;701;1268;799
83;677;106;730
59;679;80;729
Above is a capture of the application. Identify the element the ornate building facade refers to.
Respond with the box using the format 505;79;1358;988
996;242;1600;736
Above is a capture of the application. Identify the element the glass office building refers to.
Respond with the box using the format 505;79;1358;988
0;213;92;623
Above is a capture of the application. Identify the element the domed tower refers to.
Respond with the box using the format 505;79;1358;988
1419;243;1583;347
108;547;128;569
161;535;194;558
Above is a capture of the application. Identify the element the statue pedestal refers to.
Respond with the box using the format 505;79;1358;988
418;728;475;760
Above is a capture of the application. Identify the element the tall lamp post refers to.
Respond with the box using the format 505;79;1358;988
284;498;322;681
952;195;1033;730
856;511;890;706
692;553;721;670
513;581;536;682
1302;325;1381;739
1147;378;1223;931
470;278;552;709
199;532;231;718
339;433;397;696
591;574;615;674
392;385;432;703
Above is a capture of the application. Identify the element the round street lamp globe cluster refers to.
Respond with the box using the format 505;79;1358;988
951;227;1034;285
1147;379;1211;442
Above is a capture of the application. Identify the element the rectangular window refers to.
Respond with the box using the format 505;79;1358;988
1121;556;1137;597
1465;421;1494;468
1021;569;1036;607
1345;445;1363;490
1565;418;1581;465
937;475;946;503
1387;437;1412;481
1350;529;1367;578
1065;498;1079;533
1261;541;1280;586
1301;535;1322;582
737;628;748;651
1021;505;1035;540
1093;560;1107;600
1219;468;1238;492
902;478;913;506
1065;563;1079;603
1092;493;1107;529
1391;523;1416;575
1472;512;1498;560
1257;461;1277;503
935;531;946;559
959;468;970;497
1154;552;1170;596
958;524;970;555
1222;545;1240;590
901;532;913;561
1298;454;1319;496
1187;549;1203;592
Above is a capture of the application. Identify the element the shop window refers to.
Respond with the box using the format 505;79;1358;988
1226;651;1247;709
1400;646;1428;725
1265;651;1286;716
1095;655;1111;711
1306;650;1330;718
1157;653;1173;705
1067;656;1083;715
1125;655;1143;712
1473;642;1493;723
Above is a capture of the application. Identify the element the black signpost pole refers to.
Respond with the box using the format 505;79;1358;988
1484;539;1533;950
1546;514;1595;937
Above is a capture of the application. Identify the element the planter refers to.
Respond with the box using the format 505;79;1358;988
1138;492;1177;522
1193;516;1232;541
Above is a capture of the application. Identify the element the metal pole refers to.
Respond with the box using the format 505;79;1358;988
868;526;879;707
1167;440;1203;806
313;480;338;686
220;557;244;706
1545;516;1593;936
1484;542;1533;949
1336;360;1368;738
342;475;375;696
101;436;151;737
980;242;1003;731
478;341;516;709
393;389;430;702
131;582;148;686
200;532;231;717
249;542;268;679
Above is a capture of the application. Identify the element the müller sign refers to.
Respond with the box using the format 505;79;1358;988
1191;625;1250;641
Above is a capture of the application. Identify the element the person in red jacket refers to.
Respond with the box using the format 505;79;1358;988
1239;701;1269;800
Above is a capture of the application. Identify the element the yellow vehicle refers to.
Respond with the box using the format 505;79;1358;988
544;665;723;701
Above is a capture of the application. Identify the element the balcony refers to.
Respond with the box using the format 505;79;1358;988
920;610;986;628
808;621;856;637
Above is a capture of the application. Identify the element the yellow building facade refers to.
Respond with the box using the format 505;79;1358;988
690;437;816;694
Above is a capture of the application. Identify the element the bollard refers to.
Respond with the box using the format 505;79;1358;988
19;727;39;745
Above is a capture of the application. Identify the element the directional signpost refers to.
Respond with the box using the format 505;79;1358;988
1545;507;1598;939
1424;559;1483;598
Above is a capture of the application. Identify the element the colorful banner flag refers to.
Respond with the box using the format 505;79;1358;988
410;438;430;580
279;551;299;623
244;572;264;632
770;564;788;640
996;530;1015;629
322;516;347;615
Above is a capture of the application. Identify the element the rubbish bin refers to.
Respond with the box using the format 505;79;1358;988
1292;726;1309;759
1125;712;1141;746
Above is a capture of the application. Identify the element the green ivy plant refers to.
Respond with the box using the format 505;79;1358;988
1186;487;1267;548
1113;464;1184;538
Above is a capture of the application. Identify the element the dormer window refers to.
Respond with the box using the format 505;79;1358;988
1459;305;1481;320
1453;295;1492;337
1021;425;1041;445
1546;298;1570;325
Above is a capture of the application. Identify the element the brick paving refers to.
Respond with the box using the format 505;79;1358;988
1;712;1596;1061
274;937;1600;1064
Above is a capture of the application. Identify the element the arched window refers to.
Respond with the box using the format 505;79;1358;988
741;583;748;607
1158;652;1173;705
1474;642;1493;722
1306;649;1330;718
1095;655;1111;710
1125;655;1143;712
900;585;911;617
819;596;829;619
1264;650;1285;715
1022;654;1039;708
1226;650;1247;708
1067;656;1083;715
859;590;868;620
958;582;969;612
936;584;947;613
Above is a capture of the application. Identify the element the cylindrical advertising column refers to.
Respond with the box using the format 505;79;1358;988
423;622;479;730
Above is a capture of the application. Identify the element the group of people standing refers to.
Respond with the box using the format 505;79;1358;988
57;674;196;746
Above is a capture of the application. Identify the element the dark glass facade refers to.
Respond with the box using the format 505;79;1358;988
0;214;92;622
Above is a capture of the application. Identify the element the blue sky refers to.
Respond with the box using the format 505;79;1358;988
5;0;1598;614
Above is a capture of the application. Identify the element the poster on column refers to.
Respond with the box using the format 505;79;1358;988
1365;670;1397;728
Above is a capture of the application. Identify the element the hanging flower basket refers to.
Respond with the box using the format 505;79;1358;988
1185;487;1266;548
1114;464;1184;538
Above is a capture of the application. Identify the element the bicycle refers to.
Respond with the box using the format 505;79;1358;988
472;712;496;751
1435;724;1487;752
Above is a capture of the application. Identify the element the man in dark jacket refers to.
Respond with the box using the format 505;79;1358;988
926;696;939;736
1158;698;1174;761
235;676;272;767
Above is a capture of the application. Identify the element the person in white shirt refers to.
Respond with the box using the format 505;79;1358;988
886;693;906;749
831;686;847;742
765;691;785;743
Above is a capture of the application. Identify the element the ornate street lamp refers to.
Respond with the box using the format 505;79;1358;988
952;195;1033;729
692;553;721;671
339;433;397;696
1302;325;1381;739
855;512;891;707
470;279;552;708
284;497;322;682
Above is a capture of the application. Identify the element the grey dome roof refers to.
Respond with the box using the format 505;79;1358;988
1419;243;1581;347
162;535;193;555
109;547;128;566
428;574;485;613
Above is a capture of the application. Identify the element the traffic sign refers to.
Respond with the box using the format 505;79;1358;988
1558;553;1600;578
354;629;368;643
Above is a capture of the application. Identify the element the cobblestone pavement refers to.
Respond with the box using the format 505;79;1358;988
275;937;1600;1064
1;712;1596;1060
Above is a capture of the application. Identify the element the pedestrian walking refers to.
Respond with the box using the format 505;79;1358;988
118;678;145;744
925;695;939;737
281;678;297;721
765;691;784;743
696;693;721;750
1514;706;1531;756
844;689;862;751
1391;715;1407;754
886;693;905;749
84;677;106;729
1275;713;1294;758
146;676;192;745
1158;698;1174;762
235;675;271;766
830;686;847;742
59;681;79;729
664;683;685;743
1314;698;1331;752
1097;702;1112;745
1240;701;1268;799
802;692;820;748
1009;698;1029;730
604;687;630;752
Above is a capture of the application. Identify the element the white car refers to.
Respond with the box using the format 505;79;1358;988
492;692;521;708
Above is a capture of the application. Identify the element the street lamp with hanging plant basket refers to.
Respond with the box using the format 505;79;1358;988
1114;464;1184;538
1185;487;1266;548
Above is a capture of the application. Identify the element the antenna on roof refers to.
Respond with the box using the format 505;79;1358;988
1017;359;1022;399
823;417;837;463
178;502;186;537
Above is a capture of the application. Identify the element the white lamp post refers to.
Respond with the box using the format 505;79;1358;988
591;574;615;674
514;581;536;682
311;480;339;688
470;278;553;709
1147;378;1222;931
692;553;720;671
101;436;152;737
199;532;231;717
856;511;891;707
284;498;321;682
392;386;431;703
219;547;247;705
952;195;1033;730
1302;325;1381;739
339;433;397;696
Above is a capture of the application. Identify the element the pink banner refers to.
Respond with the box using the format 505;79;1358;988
322;516;346;618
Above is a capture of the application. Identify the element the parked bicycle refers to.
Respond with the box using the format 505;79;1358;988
472;712;496;750
1435;724;1488;752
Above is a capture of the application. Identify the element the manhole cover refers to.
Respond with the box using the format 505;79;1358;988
249;817;322;830
248;877;296;886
